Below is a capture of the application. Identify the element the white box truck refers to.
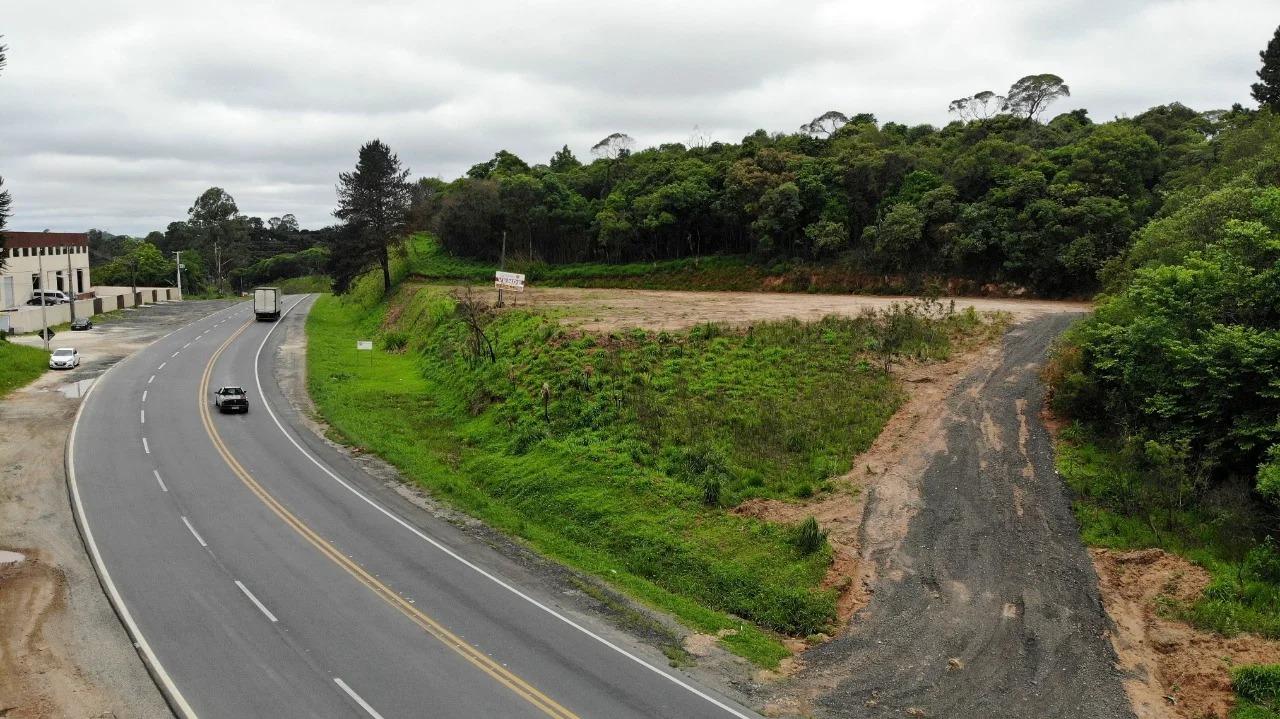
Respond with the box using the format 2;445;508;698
253;287;281;321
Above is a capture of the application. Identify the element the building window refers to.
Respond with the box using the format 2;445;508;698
32;273;40;290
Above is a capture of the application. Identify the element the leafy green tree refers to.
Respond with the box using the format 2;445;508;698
1005;74;1070;121
866;203;926;271
332;139;412;293
804;219;847;256
187;187;247;291
548;145;581;172
1254;25;1280;110
95;239;175;288
752;182;803;254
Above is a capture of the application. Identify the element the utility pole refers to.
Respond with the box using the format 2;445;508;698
173;250;183;299
66;246;76;323
37;249;49;351
497;230;507;308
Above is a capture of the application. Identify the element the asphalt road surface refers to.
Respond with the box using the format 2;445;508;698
70;295;760;719
805;315;1134;718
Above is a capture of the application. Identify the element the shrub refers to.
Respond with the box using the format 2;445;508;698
793;516;827;555
381;330;409;352
701;476;722;507
1246;537;1280;585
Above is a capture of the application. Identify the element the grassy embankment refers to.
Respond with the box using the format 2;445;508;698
306;262;995;666
0;341;49;397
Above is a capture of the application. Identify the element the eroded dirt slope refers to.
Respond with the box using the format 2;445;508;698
764;314;1132;718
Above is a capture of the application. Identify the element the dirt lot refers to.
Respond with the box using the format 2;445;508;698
0;300;237;719
489;285;1090;331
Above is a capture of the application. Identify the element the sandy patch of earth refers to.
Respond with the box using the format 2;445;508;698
1094;547;1280;719
484;285;1088;332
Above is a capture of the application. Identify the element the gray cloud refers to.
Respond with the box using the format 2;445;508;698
0;0;1274;234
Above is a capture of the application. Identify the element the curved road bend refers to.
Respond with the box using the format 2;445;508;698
71;296;759;719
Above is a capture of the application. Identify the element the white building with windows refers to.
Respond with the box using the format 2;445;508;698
1;231;92;309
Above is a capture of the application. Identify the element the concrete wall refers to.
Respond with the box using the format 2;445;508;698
1;286;180;334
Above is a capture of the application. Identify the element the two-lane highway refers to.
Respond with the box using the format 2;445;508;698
70;296;759;718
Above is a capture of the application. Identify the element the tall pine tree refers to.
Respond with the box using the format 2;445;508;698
331;140;411;294
1254;25;1280;110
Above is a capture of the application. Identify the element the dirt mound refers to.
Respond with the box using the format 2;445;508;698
1094;547;1280;718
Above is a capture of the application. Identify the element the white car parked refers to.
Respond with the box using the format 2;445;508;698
49;347;80;369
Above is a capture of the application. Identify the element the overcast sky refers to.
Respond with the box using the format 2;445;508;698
1;1;1274;235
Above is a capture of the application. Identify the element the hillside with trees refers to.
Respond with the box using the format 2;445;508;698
1038;27;1280;694
411;73;1252;298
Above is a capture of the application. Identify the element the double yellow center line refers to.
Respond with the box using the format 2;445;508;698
198;320;578;719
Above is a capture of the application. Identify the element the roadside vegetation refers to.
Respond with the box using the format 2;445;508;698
0;340;48;397
306;264;995;665
1042;77;1280;713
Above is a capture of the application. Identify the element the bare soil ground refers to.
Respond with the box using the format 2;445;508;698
0;300;237;719
750;314;1132;719
487;285;1089;332
1093;548;1280;719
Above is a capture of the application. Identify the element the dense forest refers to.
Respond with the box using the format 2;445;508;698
1040;25;1280;644
414;76;1256;297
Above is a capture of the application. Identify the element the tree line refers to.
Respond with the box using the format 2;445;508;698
406;70;1270;297
1047;25;1280;541
87;190;335;293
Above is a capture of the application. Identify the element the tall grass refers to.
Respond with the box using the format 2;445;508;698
0;341;48;397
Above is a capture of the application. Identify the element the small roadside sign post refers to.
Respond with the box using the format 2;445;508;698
495;271;525;293
357;339;373;367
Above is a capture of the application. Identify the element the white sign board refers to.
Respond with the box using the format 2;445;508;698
495;271;526;292
356;340;373;350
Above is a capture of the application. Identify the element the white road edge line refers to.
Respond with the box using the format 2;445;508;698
142;437;150;454
254;295;754;719
153;469;168;492
67;341;200;718
234;580;278;622
333;678;387;719
180;516;208;547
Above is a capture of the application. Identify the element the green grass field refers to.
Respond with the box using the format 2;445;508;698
0;341;49;397
305;275;991;666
